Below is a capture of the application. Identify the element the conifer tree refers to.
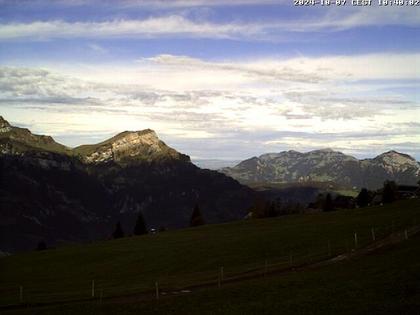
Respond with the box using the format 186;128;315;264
36;240;47;251
323;193;334;212
190;204;205;227
356;188;371;207
382;180;398;204
264;201;277;218
112;221;125;239
133;212;148;235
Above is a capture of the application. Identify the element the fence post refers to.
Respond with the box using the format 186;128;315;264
264;260;268;277
289;254;293;266
354;232;358;249
19;286;23;304
371;228;376;241
155;281;159;300
91;280;95;298
220;266;224;282
327;240;331;257
404;229;408;240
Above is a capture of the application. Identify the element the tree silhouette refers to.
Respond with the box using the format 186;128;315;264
190;204;205;227
112;221;125;239
356;188;371;208
417;179;420;198
382;180;398;204
36;240;47;251
323;193;334;212
251;195;268;218
264;201;277;218
133;212;147;236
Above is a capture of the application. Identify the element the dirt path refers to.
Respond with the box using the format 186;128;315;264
2;225;420;311
112;224;420;304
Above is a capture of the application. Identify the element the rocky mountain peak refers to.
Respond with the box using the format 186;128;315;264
75;128;189;165
309;148;342;156
376;150;415;161
110;129;159;146
0;117;69;154
0;116;12;133
315;148;335;153
373;150;418;172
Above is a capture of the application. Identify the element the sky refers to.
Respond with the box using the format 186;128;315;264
0;0;419;161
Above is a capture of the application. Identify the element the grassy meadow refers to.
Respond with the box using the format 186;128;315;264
1;199;420;312
7;230;419;315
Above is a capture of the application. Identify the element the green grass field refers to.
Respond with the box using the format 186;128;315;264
1;199;420;312
333;189;359;197
8;229;419;315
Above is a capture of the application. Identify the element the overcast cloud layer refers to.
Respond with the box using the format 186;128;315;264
0;1;419;160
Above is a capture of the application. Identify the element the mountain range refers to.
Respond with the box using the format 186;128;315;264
221;148;420;189
0;117;254;252
2;116;419;253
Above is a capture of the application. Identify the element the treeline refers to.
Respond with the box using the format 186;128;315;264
248;180;420;219
36;180;419;248
111;204;205;239
36;204;206;249
248;197;306;218
354;180;419;207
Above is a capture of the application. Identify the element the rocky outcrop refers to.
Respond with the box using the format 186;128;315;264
74;129;189;164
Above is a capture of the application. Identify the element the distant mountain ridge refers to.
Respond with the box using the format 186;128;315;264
0;116;70;155
221;149;420;189
0;116;254;252
0;116;188;164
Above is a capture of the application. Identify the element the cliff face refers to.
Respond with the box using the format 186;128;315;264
74;129;189;164
0;117;254;253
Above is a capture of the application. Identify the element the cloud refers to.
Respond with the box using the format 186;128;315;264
0;0;282;7
143;54;420;85
0;16;262;41
0;7;419;42
1;55;419;159
283;91;418;120
87;43;108;54
145;55;325;83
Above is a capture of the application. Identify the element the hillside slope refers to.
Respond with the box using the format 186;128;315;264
0;117;254;252
19;229;419;315
1;199;419;308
